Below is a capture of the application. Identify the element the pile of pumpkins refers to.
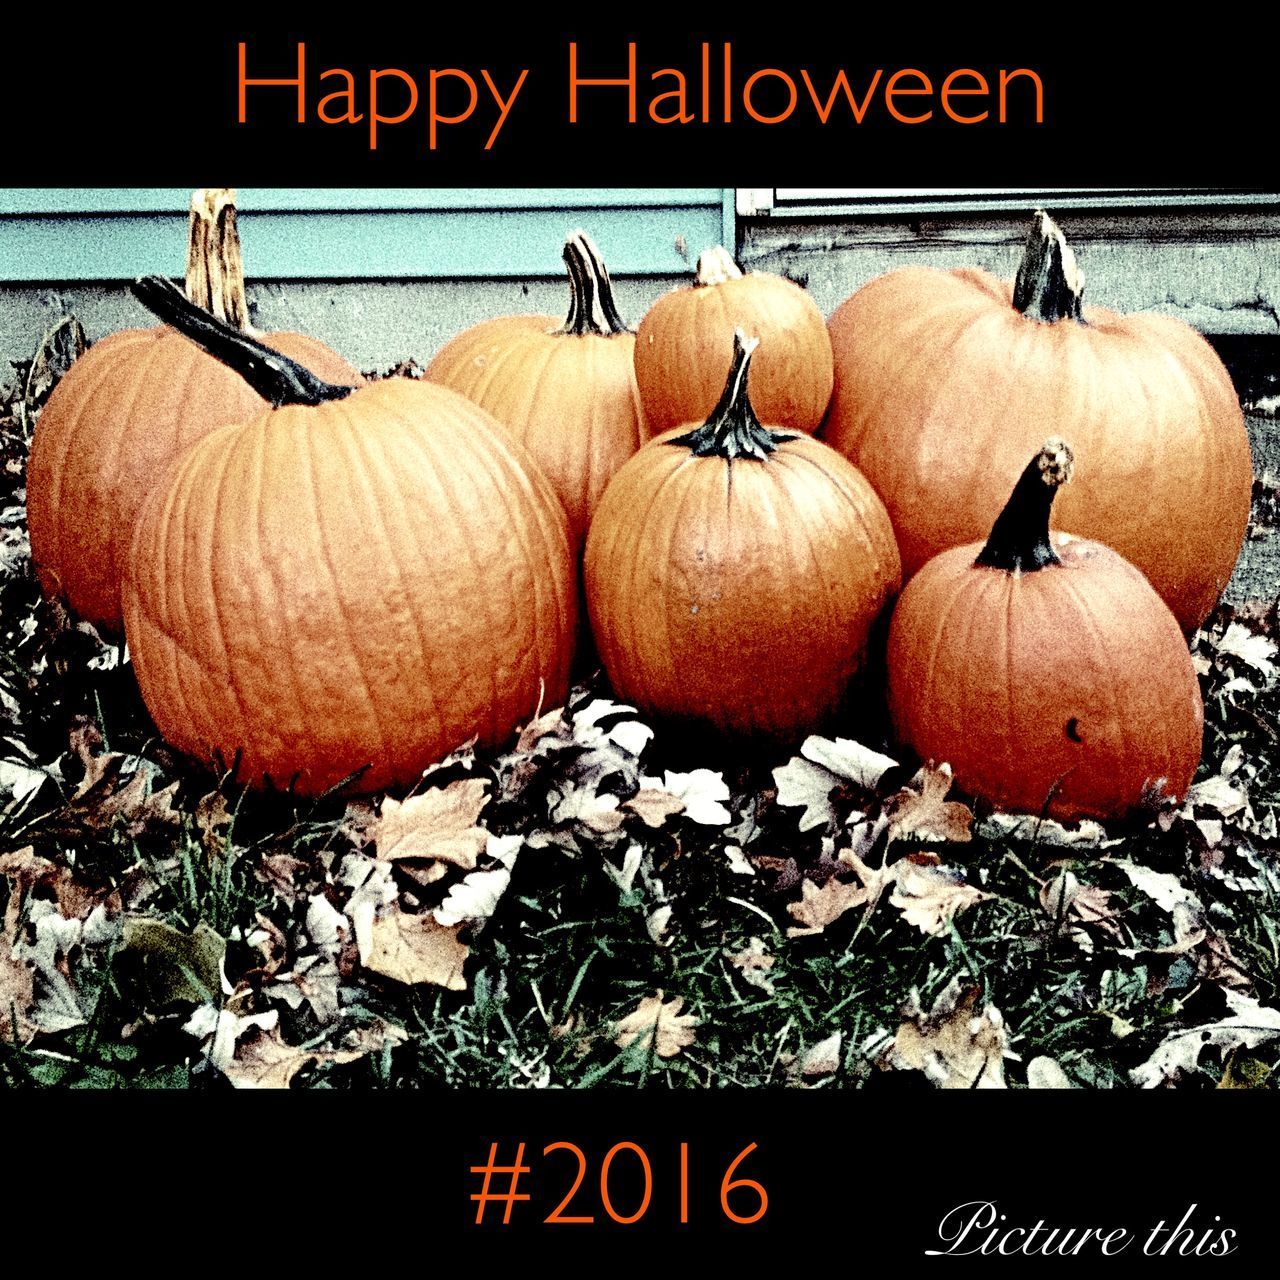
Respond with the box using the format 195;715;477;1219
26;191;1252;823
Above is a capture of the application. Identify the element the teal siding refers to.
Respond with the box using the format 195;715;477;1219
0;189;735;282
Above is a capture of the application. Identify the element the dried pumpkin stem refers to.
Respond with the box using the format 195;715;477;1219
557;231;632;336
976;438;1075;573
666;330;795;461
1013;210;1085;324
184;188;250;330
695;245;745;287
131;276;356;407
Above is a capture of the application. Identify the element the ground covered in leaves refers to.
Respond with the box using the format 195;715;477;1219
2;321;1279;1090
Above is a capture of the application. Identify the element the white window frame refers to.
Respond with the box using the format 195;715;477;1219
737;189;1279;217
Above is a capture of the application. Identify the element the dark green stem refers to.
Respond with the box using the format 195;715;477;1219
557;231;631;336
667;330;795;460
975;439;1075;573
1012;210;1085;324
131;276;357;407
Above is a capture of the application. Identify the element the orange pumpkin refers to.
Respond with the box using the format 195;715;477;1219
425;232;643;549
634;247;833;438
122;278;576;797
26;189;362;632
887;439;1203;822
823;211;1252;632
586;331;900;739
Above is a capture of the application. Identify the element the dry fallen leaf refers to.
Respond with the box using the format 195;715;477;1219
889;857;987;935
786;876;872;937
622;788;686;828
1040;869;1122;947
887;981;1009;1089
614;991;698;1059
726;937;775;992
799;1030;842;1078
1026;1055;1075;1089
1215;622;1278;683
375;779;490;869
1131;990;1280;1088
772;756;840;831
885;763;973;845
365;907;469;990
1;891;36;1043
800;735;898;790
222;1020;365;1089
648;769;731;825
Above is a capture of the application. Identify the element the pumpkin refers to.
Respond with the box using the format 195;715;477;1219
823;210;1252;632
634;247;833;438
586;330;900;739
121;277;576;797
887;439;1203;822
26;188;362;632
425;232;643;549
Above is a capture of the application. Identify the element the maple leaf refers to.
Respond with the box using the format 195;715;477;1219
622;788;686;828
647;769;731;825
375;778;490;868
887;981;1009;1089
365;906;469;990
614;991;698;1059
801;735;898;789
884;763;973;845
888;857;986;935
772;756;840;831
434;864;514;928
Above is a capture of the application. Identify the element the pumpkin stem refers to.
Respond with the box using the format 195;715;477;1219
976;438;1075;573
557;231;632;336
184;188;251;330
666;330;795;461
131;276;357;407
1013;210;1085;323
695;246;745;287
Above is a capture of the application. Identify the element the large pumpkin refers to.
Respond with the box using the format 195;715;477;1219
824;211;1252;632
425;232;644;549
122;278;576;796
634;247;833;437
887;439;1203;822
26;188;362;632
586;331;900;739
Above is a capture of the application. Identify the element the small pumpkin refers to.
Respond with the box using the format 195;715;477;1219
425;232;644;550
634;247;833;438
26;188;363;632
887;439;1203;822
122;277;576;797
823;211;1252;632
586;331;900;739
